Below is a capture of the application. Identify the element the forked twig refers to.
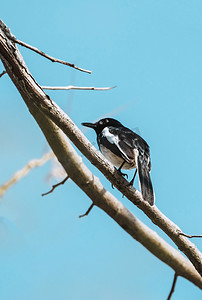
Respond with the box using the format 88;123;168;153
41;85;116;91
10;37;91;74
42;175;69;196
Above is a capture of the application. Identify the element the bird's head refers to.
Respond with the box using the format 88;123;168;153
82;118;123;134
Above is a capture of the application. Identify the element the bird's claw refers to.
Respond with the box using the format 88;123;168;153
117;169;128;179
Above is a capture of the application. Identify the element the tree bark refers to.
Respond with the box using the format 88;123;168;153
0;19;201;288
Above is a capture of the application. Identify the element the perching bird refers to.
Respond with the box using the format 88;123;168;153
82;118;155;205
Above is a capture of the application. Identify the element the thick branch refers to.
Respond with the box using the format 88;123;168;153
0;20;201;281
25;83;202;274
15;100;202;289
34;97;202;275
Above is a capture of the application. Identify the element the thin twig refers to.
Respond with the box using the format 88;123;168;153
179;232;202;238
167;273;178;300
41;85;116;91
79;203;94;218
0;70;6;77
0;152;53;198
10;37;91;74
42;175;69;196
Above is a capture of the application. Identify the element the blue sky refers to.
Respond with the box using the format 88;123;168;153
1;1;202;299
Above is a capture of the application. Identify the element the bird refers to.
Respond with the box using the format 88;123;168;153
82;118;155;205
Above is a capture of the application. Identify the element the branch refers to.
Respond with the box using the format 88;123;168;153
12;37;91;74
41;85;116;91
28;94;202;274
38;107;202;274
14;102;202;288
167;273;178;300
0;152;53;198
0;20;202;288
79;203;94;218
179;233;202;239
17;112;202;288
42;175;69;196
0;19;91;75
14;38;91;74
0;70;6;77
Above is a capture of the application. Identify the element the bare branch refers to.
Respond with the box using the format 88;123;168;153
1;20;202;288
0;152;53;198
0;69;6;77
21;114;202;288
79;203;94;218
41;85;116;91
167;273;178;300
10;37;91;74
30;93;202;274
179;232;202;239
17;98;202;288
42;175;69;196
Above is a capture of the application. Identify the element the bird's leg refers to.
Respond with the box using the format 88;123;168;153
122;169;137;198
117;161;128;179
128;169;137;186
111;161;128;189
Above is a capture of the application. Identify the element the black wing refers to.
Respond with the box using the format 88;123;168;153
98;125;154;205
109;126;151;168
98;127;136;164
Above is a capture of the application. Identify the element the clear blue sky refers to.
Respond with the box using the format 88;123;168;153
1;1;202;299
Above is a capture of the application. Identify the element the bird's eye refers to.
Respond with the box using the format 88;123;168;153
106;119;109;123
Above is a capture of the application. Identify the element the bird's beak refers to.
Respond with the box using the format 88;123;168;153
82;122;97;129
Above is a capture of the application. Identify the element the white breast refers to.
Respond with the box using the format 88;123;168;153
99;144;124;167
99;145;136;170
100;127;137;169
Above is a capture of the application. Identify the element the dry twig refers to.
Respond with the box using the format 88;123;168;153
167;273;178;300
0;70;6;77
0;152;53;198
79;203;94;218
179;232;202;239
10;36;91;74
42;175;69;196
41;85;116;91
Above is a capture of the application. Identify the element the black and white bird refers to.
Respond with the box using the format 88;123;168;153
82;118;155;205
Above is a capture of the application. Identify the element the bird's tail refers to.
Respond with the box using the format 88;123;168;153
137;157;155;205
